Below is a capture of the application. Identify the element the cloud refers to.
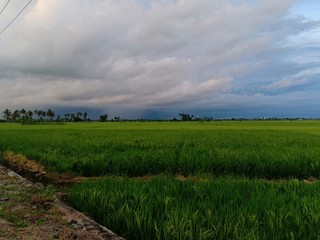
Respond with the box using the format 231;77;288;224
0;0;319;117
264;78;307;92
263;66;320;94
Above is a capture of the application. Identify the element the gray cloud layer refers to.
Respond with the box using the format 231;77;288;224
0;0;319;117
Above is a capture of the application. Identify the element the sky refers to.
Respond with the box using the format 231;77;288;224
0;0;319;119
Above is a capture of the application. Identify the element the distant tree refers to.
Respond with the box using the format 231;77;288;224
56;115;62;122
27;110;33;119
113;116;120;121
76;112;83;122
83;112;88;122
3;109;12;121
63;113;68;122
47;109;55;121
12;110;20;122
71;113;75;122
35;110;43;120
19;108;27;121
20;108;26;116
179;113;194;121
41;110;46;120
99;114;108;122
34;109;38;119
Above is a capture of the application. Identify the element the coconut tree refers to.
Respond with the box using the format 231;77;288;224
27;110;33;119
3;109;12;121
83;112;88;122
71;113;75;122
46;109;55;121
12;110;20;122
36;110;43;121
19;108;27;121
34;109;38;117
41;110;46;121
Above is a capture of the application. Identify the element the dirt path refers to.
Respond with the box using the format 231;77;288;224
0;164;124;240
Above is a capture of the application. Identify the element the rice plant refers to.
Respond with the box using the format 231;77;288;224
1;121;320;178
69;176;320;240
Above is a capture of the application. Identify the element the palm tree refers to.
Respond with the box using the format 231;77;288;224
34;109;39;119
38;110;47;122
71;113;75;122
12;110;20;122
76;112;83;122
20;108;26;115
83;112;88;122
27;110;33;119
3;109;12;121
20;108;27;120
64;113;68;122
46;109;55;121
36;110;43;121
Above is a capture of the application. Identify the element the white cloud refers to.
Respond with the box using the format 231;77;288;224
264;66;320;91
265;78;307;91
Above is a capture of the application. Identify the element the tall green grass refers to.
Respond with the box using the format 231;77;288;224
1;121;320;178
69;176;320;240
2;121;320;239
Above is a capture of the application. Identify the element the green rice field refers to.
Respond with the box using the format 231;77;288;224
1;121;320;239
70;176;320;240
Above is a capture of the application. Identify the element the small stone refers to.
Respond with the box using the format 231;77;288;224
0;196;9;201
35;173;42;178
70;223;80;229
68;219;77;224
77;220;85;226
8;171;18;177
52;233;59;239
34;183;44;189
85;225;95;230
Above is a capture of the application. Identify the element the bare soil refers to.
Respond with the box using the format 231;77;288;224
0;164;124;240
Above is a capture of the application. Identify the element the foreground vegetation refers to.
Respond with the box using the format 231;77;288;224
1;121;320;239
70;176;320;240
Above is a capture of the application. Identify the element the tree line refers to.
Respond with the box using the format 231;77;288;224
1;109;214;123
2;109;55;122
1;108;110;123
